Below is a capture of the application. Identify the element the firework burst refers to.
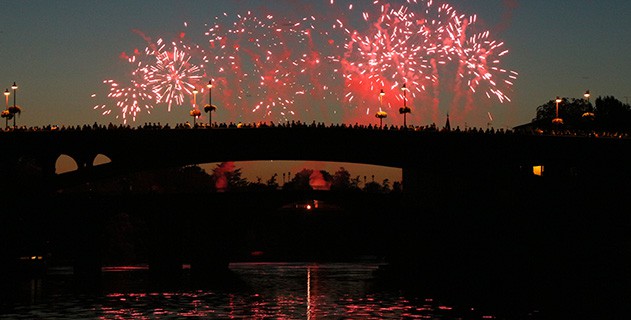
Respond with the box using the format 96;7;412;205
93;36;205;122
145;38;204;111
201;10;343;122
92;53;155;124
96;0;516;126
335;0;517;124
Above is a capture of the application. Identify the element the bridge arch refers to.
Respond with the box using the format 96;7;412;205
55;154;79;174
93;153;112;167
54;153;112;175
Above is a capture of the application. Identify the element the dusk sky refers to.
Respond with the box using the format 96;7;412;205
2;0;630;182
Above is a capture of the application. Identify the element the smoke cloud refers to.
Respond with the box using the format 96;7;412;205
213;161;236;192
309;170;331;191
497;0;519;35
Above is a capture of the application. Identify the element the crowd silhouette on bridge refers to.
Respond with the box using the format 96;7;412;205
1;119;629;139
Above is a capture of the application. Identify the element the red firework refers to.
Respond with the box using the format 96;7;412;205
96;0;516;127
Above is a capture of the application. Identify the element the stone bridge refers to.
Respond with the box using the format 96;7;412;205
2;127;628;195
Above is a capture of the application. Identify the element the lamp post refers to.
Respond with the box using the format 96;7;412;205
552;96;563;124
204;80;217;127
375;89;387;128
379;88;385;109
191;88;199;127
399;83;411;128
3;89;10;129
208;80;212;105
207;80;212;126
582;90;594;118
9;82;18;128
11;82;17;108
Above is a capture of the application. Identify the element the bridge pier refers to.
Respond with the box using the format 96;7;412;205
185;212;232;281
390;156;631;317
70;210;104;278
72;240;103;278
145;211;184;278
402;161;490;208
394;159;533;292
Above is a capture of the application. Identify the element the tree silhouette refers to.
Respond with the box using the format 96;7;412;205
317;170;333;190
46;162;402;195
535;97;590;125
331;167;353;191
118;165;213;194
224;168;249;191
381;178;391;192
266;173;280;190
351;176;361;190
178;165;213;191
392;181;403;193
529;96;630;131
246;176;268;191
595;96;631;130
363;181;382;193
283;168;313;191
211;162;249;192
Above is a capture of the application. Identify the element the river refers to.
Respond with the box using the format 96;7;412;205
0;262;530;319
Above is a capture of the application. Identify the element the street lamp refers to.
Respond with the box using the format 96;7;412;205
207;80;212;103
552;96;563;124
190;88;200;127
375;89;387;128
2;89;10;129
11;82;17;108
204;80;217;127
8;82;20;128
376;110;388;128
379;88;385;109
399;83;411;128
582;90;594;118
3;89;9;109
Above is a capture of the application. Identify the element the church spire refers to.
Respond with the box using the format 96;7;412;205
444;113;451;132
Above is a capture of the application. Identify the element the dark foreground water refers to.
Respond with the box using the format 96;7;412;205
0;262;524;320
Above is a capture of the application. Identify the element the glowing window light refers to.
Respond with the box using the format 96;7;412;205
533;165;544;176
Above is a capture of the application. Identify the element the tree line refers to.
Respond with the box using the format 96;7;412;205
530;95;631;132
69;163;402;194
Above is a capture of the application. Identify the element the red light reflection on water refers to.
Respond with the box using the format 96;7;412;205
101;265;149;272
95;264;494;319
343;297;452;319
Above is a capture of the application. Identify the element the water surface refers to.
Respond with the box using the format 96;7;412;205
0;263;505;319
